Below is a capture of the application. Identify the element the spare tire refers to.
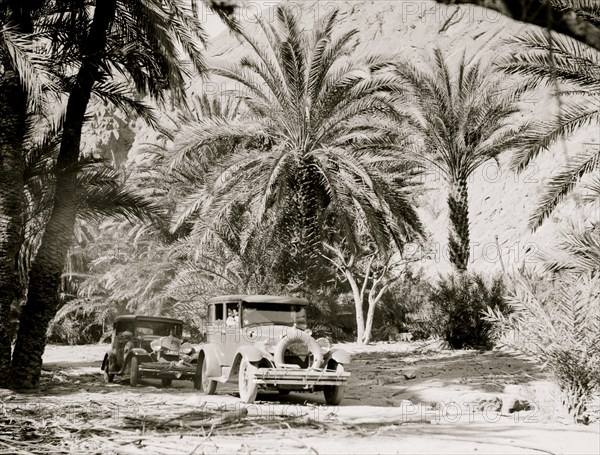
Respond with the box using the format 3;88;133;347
274;330;323;369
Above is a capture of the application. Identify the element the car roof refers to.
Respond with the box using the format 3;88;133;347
208;295;308;305
113;315;183;325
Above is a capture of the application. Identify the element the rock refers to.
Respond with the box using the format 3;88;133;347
378;375;403;385
506;398;532;413
403;371;417;380
477;397;502;412
398;332;413;342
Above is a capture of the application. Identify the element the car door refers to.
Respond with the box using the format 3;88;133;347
221;301;242;365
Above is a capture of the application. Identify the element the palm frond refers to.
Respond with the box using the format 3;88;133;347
540;227;600;274
529;147;600;230
1;28;58;112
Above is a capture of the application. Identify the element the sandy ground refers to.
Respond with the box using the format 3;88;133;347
1;342;598;454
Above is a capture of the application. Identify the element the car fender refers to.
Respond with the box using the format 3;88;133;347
197;345;222;378
328;348;350;365
124;349;153;366
236;345;264;363
228;345;264;380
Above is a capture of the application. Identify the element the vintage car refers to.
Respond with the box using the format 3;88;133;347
194;295;351;404
101;315;198;387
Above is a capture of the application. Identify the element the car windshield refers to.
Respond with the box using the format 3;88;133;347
242;302;307;328
133;321;182;337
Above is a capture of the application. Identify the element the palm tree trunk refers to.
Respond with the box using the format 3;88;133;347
0;72;27;387
10;0;117;389
447;176;470;273
294;159;324;285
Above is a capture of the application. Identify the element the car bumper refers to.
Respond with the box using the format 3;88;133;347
253;368;350;386
139;362;196;379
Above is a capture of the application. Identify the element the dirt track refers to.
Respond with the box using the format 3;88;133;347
0;343;598;454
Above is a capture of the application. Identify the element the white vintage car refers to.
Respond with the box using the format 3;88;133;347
195;295;351;404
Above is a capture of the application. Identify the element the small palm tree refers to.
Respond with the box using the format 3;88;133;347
394;48;529;272
500;27;600;230
486;264;600;422
170;5;423;286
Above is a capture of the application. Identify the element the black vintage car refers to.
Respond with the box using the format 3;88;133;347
101;315;200;387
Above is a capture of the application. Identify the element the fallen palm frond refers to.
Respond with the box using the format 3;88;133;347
0;391;435;454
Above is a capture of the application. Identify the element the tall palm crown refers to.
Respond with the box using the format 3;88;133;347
500;25;600;230
171;5;423;284
394;49;528;272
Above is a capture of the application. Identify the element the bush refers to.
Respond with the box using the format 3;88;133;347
486;273;600;423
429;272;508;349
372;268;434;341
48;297;115;344
306;295;355;342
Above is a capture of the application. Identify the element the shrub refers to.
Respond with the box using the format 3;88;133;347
373;268;434;341
48;297;116;344
306;295;355;342
486;273;600;423
429;272;508;349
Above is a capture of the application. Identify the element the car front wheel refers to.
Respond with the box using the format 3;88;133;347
194;355;217;394
323;363;345;405
130;357;140;387
238;357;258;403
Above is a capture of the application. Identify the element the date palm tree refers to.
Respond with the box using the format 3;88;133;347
8;0;235;388
169;5;424;287
500;27;600;230
0;1;52;386
393;48;529;272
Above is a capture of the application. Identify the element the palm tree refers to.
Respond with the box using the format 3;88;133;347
499;27;600;230
0;1;49;387
169;5;423;287
9;0;234;388
393;48;529;272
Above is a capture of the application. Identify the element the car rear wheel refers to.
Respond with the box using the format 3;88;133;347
130;357;140;387
103;360;115;383
194;355;217;394
323;363;345;405
238;357;258;403
161;378;172;387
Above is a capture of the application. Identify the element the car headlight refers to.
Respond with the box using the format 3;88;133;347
150;338;162;352
316;337;331;354
180;343;194;355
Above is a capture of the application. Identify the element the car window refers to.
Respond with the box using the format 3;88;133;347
242;303;307;328
225;303;240;327
136;327;154;336
134;321;182;337
116;321;134;334
214;304;224;322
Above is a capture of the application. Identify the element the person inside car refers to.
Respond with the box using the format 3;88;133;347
226;309;236;326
